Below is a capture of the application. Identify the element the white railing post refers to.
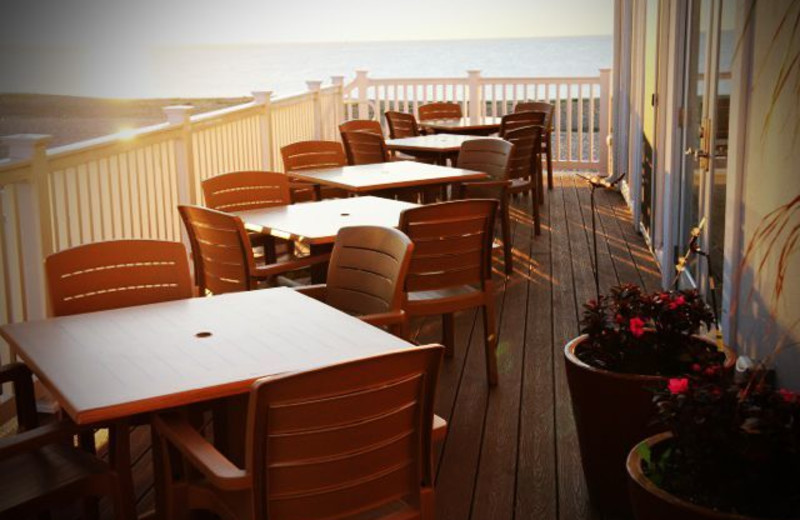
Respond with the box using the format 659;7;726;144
4;134;52;320
331;76;345;134
252;91;274;170
598;68;612;175
355;70;370;120
306;80;323;140
163;106;195;250
467;70;483;122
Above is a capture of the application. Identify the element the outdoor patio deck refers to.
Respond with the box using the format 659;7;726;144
94;172;660;520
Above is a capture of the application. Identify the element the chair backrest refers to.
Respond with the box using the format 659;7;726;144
503;125;542;181
46;240;193;317
417;102;463;121
245;344;444;520
514;101;554;129
202;171;291;212
499;111;546;138
338;119;383;136
456;138;514;182
326;226;414;317
280;141;347;173
400;199;497;293
385;111;420;138
341;130;390;165
178;205;255;295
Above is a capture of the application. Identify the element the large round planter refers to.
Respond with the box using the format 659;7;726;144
563;335;735;519
626;432;796;520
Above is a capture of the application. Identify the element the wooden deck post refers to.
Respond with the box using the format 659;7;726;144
4;134;52;320
467;70;483;122
252;91;274;170
355;70;370;120
306;80;323;140
331;76;345;138
599;68;612;175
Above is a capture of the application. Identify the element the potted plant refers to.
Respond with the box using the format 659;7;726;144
627;371;800;519
564;284;736;518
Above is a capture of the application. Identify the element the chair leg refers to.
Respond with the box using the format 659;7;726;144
532;180;541;236
546;142;554;190
501;200;512;276
442;313;455;358
538;154;545;205
482;295;498;386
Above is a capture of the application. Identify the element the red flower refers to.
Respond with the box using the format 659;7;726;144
778;389;798;404
629;317;646;338
703;365;720;377
691;363;702;372
668;378;690;395
668;295;686;310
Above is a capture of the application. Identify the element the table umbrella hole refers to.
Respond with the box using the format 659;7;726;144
195;331;213;338
340;213;350;217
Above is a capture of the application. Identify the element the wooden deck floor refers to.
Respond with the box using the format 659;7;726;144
97;172;660;520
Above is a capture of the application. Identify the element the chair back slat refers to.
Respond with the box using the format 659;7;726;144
417;102;463;121
46;240;193;316
326;226;413;317
246;346;443;520
385;111;420;138
178;205;254;295
400;200;497;293
456;138;514;181
504;125;542;182
340;131;389;165
338;119;383;136
499;111;546;138
514;101;555;129
202;171;291;212
281;141;347;172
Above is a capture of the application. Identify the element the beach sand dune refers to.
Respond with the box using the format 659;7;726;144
0;94;249;159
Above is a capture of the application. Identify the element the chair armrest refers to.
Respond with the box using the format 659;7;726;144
152;412;251;491
360;310;406;328
253;252;331;280
0;420;80;459
0;362;37;430
293;284;328;302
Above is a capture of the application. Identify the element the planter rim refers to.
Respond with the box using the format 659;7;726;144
564;334;736;382
627;432;796;520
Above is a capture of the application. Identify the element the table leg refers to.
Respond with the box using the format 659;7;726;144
310;243;333;283
108;419;138;520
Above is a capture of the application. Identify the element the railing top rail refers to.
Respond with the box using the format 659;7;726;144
45;121;175;159
478;75;601;84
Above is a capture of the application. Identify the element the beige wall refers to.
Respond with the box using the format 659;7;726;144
734;0;800;388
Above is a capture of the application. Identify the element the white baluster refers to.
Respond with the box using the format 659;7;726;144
252;91;274;170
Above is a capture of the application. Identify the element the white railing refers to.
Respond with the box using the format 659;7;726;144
0;69;612;369
343;69;613;171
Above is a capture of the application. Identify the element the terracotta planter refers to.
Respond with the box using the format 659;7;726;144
563;335;735;519
626;432;795;520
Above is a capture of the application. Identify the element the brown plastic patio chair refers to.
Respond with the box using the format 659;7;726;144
462;127;544;239
340;129;390;165
400;199;500;385
152;345;445;520
178;205;327;295
418;101;463;121
280;140;349;201
515;101;554;192
456;138;515;275
499;110;546;138
295;226;413;338
385;110;421;138
202;171;293;267
0;362;133;519
46;239;194;317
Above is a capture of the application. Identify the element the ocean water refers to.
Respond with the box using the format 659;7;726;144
0;36;611;99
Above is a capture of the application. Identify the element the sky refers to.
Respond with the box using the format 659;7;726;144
1;0;613;47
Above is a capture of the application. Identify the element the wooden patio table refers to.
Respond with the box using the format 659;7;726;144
234;195;418;283
418;116;502;136
386;134;498;165
286;160;488;195
0;288;416;518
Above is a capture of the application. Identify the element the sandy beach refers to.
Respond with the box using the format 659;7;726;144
0;94;250;159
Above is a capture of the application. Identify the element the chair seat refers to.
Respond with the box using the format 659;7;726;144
0;443;110;515
406;285;485;315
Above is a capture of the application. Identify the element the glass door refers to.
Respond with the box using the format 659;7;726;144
677;0;731;316
640;0;661;237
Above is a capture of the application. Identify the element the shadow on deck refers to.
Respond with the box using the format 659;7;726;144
98;172;660;520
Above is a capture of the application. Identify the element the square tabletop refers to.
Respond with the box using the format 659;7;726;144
418;116;502;134
0;288;413;425
235;195;418;245
287;160;488;193
385;134;494;154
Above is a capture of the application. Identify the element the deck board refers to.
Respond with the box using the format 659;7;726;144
93;172;661;520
